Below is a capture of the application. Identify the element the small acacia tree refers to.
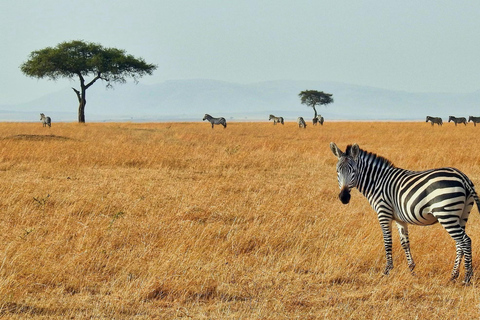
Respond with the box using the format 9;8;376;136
20;40;157;123
298;90;334;119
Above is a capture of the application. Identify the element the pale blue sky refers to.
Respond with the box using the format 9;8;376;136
1;0;479;105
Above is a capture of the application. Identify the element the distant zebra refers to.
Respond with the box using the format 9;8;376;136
313;115;324;126
40;113;51;128
468;116;480;127
297;117;307;128
330;142;480;284
449;116;467;126
203;114;227;129
269;114;284;125
425;116;442;126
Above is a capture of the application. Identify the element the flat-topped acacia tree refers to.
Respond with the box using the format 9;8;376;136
298;90;334;120
20;40;157;123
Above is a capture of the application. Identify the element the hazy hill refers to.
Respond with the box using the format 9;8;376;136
1;79;479;122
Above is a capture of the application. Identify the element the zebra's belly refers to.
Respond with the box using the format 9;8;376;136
393;207;438;225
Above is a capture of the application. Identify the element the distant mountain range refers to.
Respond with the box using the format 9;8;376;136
1;79;480;122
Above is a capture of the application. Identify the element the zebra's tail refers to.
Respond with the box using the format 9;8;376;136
465;178;480;214
472;189;480;214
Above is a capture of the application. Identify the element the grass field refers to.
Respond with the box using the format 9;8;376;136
1;121;480;319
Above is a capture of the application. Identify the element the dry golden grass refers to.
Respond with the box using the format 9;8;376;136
0;121;480;318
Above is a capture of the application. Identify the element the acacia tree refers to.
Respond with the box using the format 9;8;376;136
298;90;334;119
20;40;157;123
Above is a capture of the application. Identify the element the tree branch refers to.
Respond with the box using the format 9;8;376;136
71;87;81;102
85;73;104;89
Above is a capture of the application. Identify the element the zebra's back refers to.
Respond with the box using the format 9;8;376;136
388;167;476;225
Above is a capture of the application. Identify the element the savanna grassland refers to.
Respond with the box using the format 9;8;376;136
1;121;480;319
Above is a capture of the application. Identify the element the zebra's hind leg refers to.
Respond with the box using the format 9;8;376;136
395;221;416;274
437;208;473;283
450;233;472;283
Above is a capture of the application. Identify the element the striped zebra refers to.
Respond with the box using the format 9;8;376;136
269;114;284;125
468;116;480;127
425;116;442;126
448;116;467;126
330;142;480;283
40;113;51;128
203;114;227;129
297;117;307;128
313;115;324;126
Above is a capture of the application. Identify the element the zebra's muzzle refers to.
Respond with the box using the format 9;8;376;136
339;187;351;204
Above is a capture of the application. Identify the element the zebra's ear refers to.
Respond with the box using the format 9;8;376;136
350;143;360;160
330;142;343;158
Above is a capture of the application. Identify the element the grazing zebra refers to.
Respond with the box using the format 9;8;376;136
269;114;284;125
313;115;324;126
330;142;480;284
425;116;442;126
297;117;307;128
40;113;51;128
449;116;467;126
203;114;227;129
468;116;480;127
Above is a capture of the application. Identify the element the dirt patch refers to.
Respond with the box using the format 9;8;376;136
3;134;74;141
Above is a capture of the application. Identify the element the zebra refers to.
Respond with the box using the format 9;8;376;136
468;116;480;127
425;116;442;126
269;114;284;125
313;115;324;126
203;114;227;129
40;113;51;128
448;116;467;126
330;142;480;284
297;117;307;128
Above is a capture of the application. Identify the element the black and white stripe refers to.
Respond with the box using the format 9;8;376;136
269;114;284;125
425;116;442;126
449;116;467;126
468;116;480;127
313;115;324;126
330;142;480;283
297;117;307;128
203;114;227;129
40;113;51;128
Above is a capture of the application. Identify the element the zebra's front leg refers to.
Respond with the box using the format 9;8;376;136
380;221;394;275
395;221;416;273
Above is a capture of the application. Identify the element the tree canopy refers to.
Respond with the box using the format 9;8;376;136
20;40;157;123
298;90;334;118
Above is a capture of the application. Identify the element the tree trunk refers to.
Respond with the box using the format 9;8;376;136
72;83;87;123
313;105;318;118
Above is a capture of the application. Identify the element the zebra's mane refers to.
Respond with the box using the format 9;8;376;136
346;145;395;168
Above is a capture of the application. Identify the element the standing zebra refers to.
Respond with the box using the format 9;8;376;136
269;114;284;125
330;142;480;284
40;113;51;128
203;114;227;129
468;116;480;127
313;115;324;126
448;116;467;126
425;116;442;126
297;117;307;128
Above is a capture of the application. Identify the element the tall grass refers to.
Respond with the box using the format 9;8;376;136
0;121;479;318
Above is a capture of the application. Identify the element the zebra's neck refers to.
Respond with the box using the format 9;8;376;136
355;149;396;196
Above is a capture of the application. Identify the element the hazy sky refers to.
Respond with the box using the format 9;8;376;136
1;0;479;105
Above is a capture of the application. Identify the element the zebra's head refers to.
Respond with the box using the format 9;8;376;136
330;142;360;205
